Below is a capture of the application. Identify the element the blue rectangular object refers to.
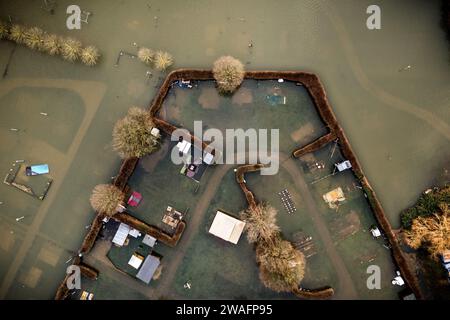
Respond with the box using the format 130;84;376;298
26;164;49;176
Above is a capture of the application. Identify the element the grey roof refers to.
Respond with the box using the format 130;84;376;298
136;255;160;284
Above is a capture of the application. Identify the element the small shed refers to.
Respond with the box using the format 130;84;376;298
128;253;144;269
177;140;192;155
335;160;352;172
112;223;130;246
208;211;246;244
142;234;157;247
136;255;161;284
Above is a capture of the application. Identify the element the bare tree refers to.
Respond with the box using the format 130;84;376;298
240;202;280;244
90;184;125;216
112;107;160;158
256;236;306;292
213;56;245;93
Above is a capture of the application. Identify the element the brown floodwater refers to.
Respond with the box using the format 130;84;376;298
0;0;448;299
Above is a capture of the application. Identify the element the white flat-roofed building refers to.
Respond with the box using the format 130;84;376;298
208;211;246;244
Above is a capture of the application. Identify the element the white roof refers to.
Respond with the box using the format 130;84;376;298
371;227;381;237
176;140;191;154
150;127;160;137
112;223;130;246
142;234;157;247
336;160;352;172
128;254;143;269
129;228;141;238
209;211;246;244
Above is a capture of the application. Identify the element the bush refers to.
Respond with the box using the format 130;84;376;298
89;184;125;216
24;26;45;51
400;185;450;229
8;24;27;44
81;46;100;66
213;55;245;93
112;107;160;158
154;51;173;70
137;47;154;65
61;37;82;62
0;20;9;40
42;34;62;55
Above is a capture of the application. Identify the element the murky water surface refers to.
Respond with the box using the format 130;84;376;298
0;0;448;299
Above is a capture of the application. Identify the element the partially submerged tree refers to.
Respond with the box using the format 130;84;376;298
61;37;82;62
90;184;125;216
112;107;160;158
256;236;306;292
42;34;62;55
154;51;173;71
404;203;450;260
8;24;27;44
137;47;154;65
240;203;280;244
213;55;245;93
81;45;100;66
24;26;45;51
0;20;9;39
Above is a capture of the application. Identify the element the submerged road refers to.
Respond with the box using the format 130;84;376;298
0;79;106;299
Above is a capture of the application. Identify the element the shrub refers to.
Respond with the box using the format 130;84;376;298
154;51;173;70
112;107;160;158
0;20;9;40
8;24;27;44
61;37;82;62
89;184;125;216
400;185;450;229
42;34;62;55
137;47;154;65
81;46;100;66
212;55;245;93
24;26;45;51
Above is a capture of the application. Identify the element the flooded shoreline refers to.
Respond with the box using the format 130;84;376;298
0;0;448;299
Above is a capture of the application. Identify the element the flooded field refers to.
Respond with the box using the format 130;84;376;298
0;0;449;299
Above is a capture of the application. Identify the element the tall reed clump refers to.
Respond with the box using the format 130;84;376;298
154;51;173;71
0;20;9;40
136;45;174;71
137;47;154;65
61;37;82;62
0;22;101;66
24;26;45;51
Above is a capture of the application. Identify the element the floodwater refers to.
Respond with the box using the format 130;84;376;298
0;0;449;299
